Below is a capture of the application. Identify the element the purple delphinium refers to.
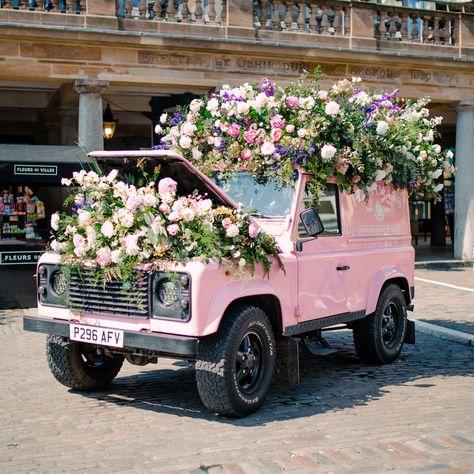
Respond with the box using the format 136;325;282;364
171;111;184;126
260;78;275;97
152;140;170;151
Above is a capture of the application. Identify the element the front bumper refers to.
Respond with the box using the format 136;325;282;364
23;316;198;358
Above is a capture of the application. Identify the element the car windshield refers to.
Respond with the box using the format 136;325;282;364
213;172;294;217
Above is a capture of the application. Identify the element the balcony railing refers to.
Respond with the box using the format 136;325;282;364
0;0;84;13
0;0;472;57
119;0;225;25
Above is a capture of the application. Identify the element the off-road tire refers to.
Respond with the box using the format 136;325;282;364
195;305;275;417
353;284;407;364
46;335;124;390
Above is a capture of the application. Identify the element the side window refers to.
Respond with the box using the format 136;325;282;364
298;183;341;237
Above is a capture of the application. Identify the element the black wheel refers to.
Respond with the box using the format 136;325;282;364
353;284;407;364
195;305;275;417
46;335;124;390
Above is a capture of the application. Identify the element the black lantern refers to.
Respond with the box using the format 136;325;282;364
102;103;118;140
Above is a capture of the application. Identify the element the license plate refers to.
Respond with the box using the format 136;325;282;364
70;324;124;348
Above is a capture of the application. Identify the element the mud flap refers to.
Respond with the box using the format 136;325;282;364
273;336;299;386
405;319;416;344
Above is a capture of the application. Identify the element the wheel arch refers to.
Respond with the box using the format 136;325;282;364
366;270;412;315
221;295;283;336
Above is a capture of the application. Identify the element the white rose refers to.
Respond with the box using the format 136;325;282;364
433;144;441;154
181;208;195;221
321;144;337;161
237;102;250;115
376;121;389;135
154;124;163;134
159;113;167;124
431;169;443;179
181;122;197;137
375;169;387;181
255;93;268;108
192;147;202;160
207;98;219;113
111;249;123;264
260;141;275;156
179;135;192;149
190;99;203;113
61;178;72;186
50;212;60;231
143;194;157;206
325;101;340;116
77;211;92;227
239;258;246;267
226;224;239;238
101;220;115;238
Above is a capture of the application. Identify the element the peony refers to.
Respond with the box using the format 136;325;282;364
270;115;285;129
236;102;250;115
167;224;180;236
181;207;195;221
143;194;157;207
96;247;112;267
198;199;213;213
244;128;258;144
271;128;282;142
227;123;240;137
101;220;115;238
122;234;140;256
126;195;142;213
286;96;299;108
158;178;177;196
325;101;340;116
111;249;123;264
248;222;261;238
77;211;92;227
321;144;337;161
254;92;268;108
179;135;192;149
376;121;389;135
167;211;180;222
73;234;87;257
159;203;170;213
261;141;275;156
241;148;252;160
190;99;203;113
50;212;60;231
226;224;239;238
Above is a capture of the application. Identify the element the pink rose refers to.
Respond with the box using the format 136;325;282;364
248;223;261;238
352;175;361;183
244;128;258;144
240;148;252;161
222;217;232;229
167;211;180;222
96;247;112;267
227;123;240;137
285;124;295;133
271;128;282;142
167;224;179;236
159;203;170;213
297;128;307;138
122;234;140;256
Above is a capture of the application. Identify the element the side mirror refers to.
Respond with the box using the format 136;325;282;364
300;208;324;237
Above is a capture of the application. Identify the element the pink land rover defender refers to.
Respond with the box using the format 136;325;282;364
24;151;415;417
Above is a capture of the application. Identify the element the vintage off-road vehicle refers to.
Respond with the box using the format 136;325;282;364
24;150;415;417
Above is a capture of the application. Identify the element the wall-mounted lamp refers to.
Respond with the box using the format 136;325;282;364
103;103;118;139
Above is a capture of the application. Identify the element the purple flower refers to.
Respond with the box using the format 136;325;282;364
152;140;169;151
171;111;184;126
260;78;275;97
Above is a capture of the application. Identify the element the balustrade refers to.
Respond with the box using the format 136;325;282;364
253;1;349;37
373;6;457;45
0;0;82;13
121;0;225;25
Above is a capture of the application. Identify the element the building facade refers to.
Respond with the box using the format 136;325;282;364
0;0;473;304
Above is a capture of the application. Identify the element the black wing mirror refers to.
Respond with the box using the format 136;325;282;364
300;208;324;237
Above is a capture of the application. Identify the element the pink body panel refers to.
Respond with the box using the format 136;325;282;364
37;172;414;339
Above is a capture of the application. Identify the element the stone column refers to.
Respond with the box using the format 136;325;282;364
74;79;108;152
454;102;474;261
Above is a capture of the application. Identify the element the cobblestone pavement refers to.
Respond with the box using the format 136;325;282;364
413;268;474;335
1;306;473;473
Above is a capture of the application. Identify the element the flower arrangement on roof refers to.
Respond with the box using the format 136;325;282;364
155;72;453;201
50;168;281;283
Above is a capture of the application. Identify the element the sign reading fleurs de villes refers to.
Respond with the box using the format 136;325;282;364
14;165;58;176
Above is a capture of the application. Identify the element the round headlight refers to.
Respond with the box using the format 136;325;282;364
157;280;179;307
51;271;68;296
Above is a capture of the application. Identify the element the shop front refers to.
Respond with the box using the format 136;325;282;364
0;145;88;309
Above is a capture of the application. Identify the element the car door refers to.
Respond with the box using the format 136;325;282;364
295;178;350;322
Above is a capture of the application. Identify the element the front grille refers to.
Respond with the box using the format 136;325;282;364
68;269;150;318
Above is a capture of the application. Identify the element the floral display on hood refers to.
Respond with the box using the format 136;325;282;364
155;74;453;200
50;169;282;282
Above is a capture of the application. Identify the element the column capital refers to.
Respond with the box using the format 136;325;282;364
74;79;109;95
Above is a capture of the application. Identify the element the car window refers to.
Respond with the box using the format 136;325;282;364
298;183;341;237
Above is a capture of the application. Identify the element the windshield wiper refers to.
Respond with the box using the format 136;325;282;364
250;213;272;219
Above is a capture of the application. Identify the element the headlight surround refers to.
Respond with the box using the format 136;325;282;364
37;264;68;307
151;272;191;321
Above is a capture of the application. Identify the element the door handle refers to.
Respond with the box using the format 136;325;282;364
336;265;350;271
